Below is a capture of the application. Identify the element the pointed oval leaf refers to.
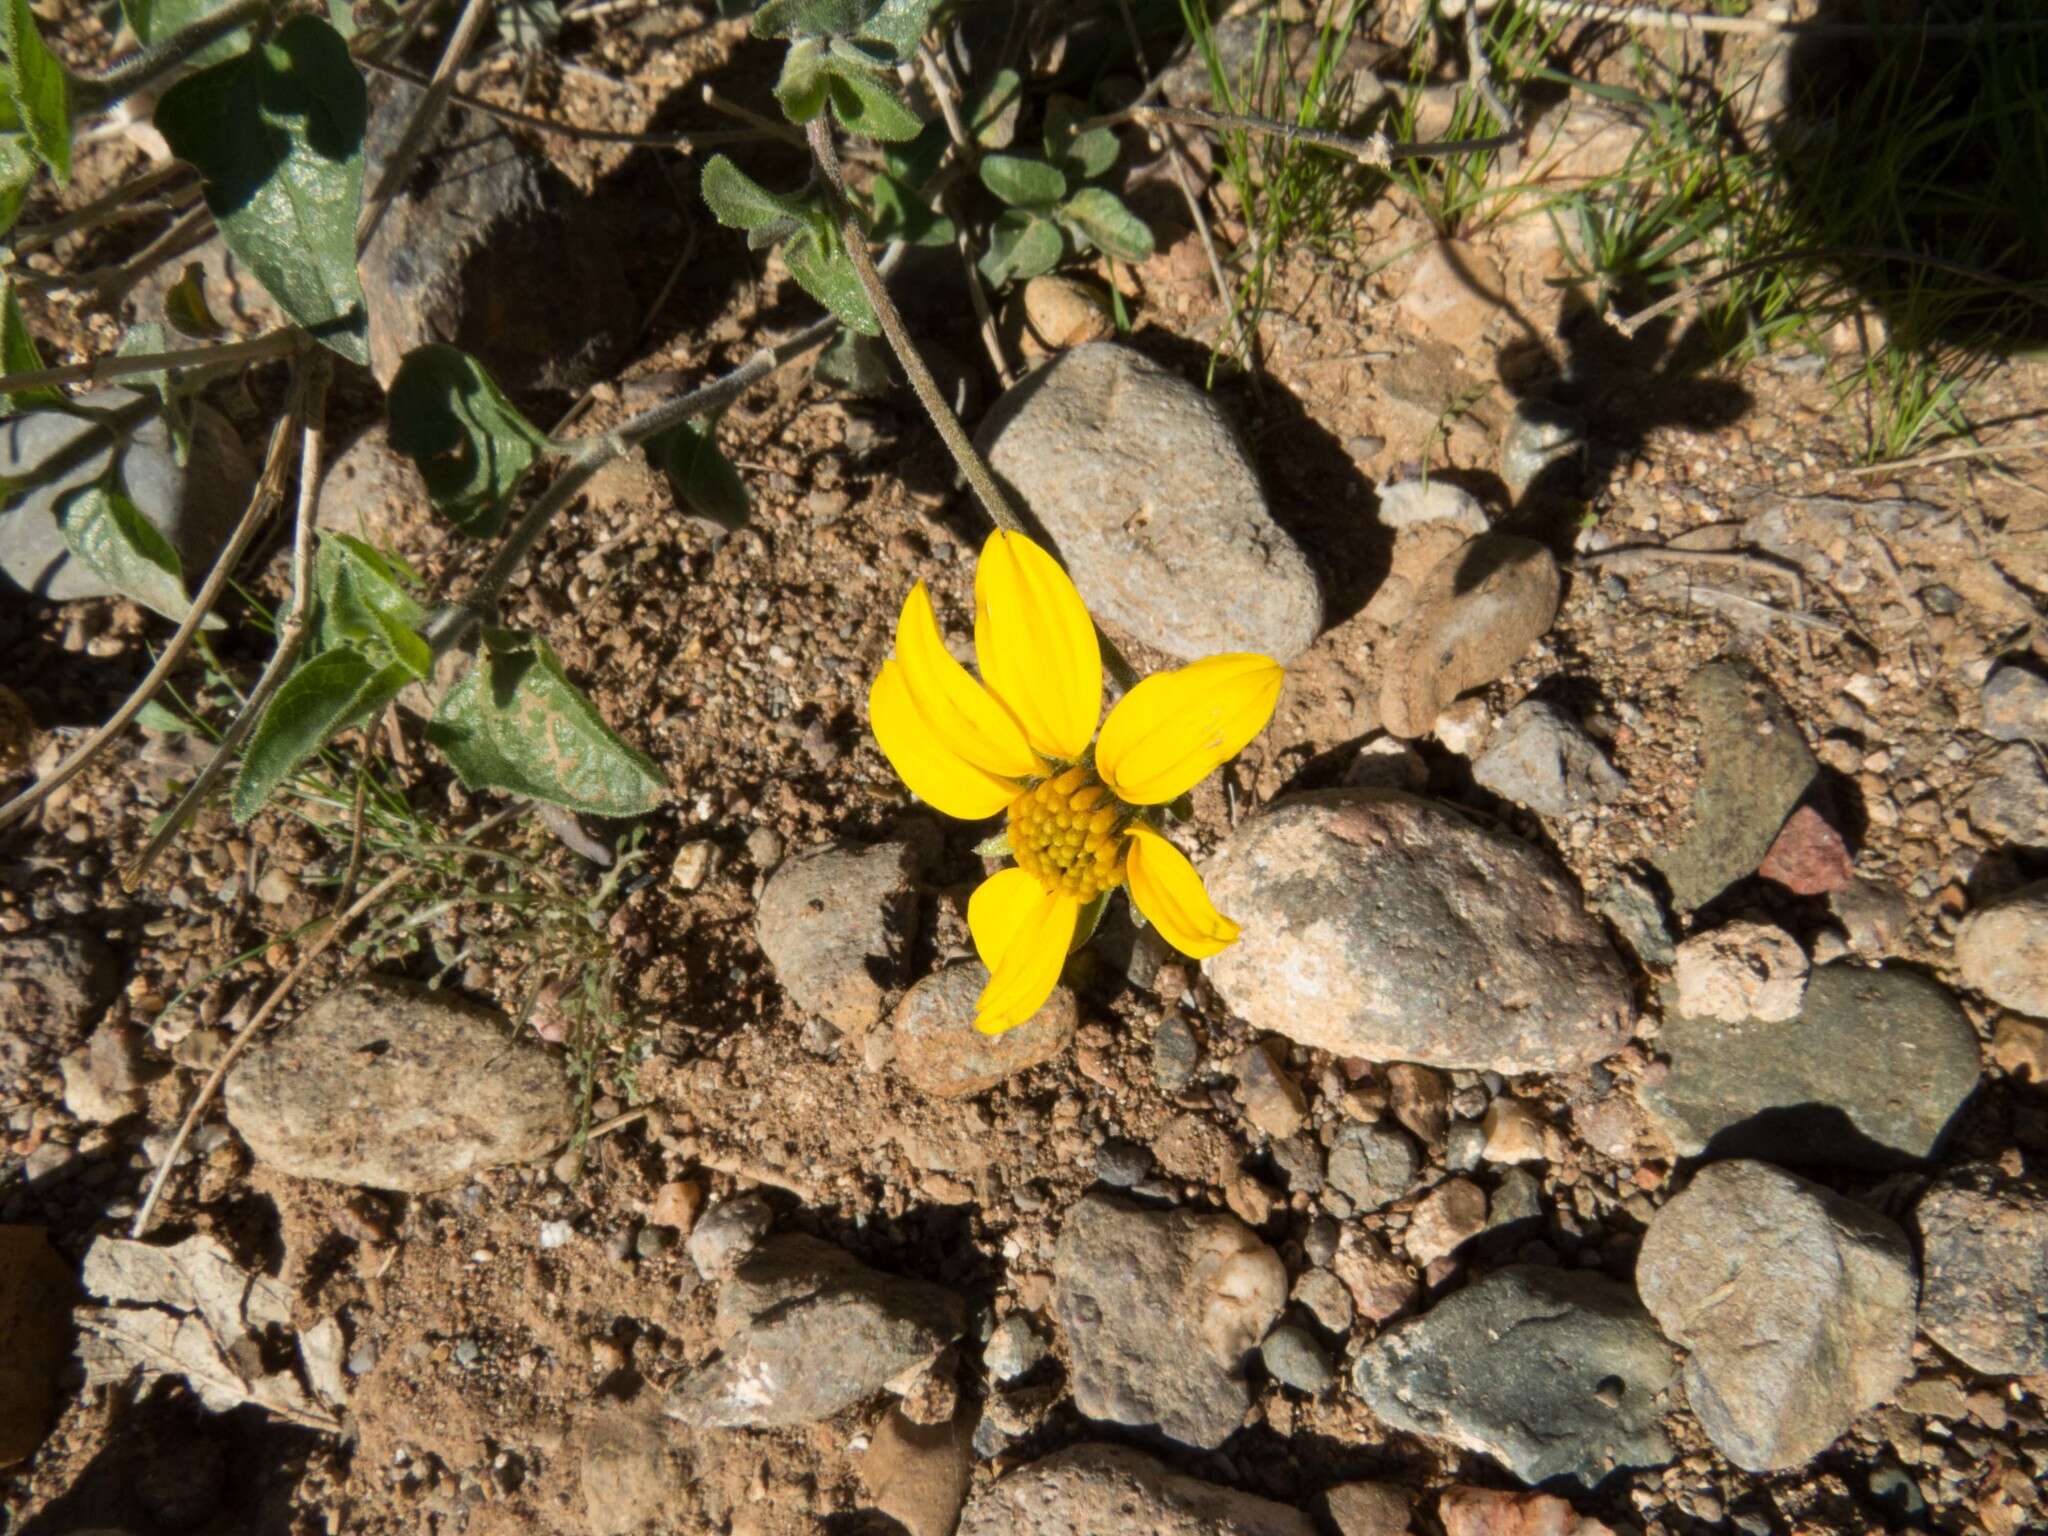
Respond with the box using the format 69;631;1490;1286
1044;94;1118;180
0;131;36;235
1059;186;1155;262
120;0;251;68
700;154;804;239
855;0;939;60
55;480;197;624
775;37;830;123
825;61;922;142
385;344;551;538
979;209;1063;287
966;67;1022;150
645;419;750;532
233;647;409;821
314;532;430;677
783;229;879;334
154;16;369;363
426;629;665;818
1;0;70;184
979;153;1066;209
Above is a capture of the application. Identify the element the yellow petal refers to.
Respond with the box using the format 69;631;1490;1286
974;529;1102;762
1125;824;1240;960
895;582;1043;780
967;868;1077;1034
1095;653;1284;805
869;661;1019;821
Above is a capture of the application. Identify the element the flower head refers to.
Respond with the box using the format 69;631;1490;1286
869;530;1283;1034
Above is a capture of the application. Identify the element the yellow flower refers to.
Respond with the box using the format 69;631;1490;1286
868;530;1283;1035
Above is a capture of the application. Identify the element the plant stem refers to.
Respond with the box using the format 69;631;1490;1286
11;164;196;255
356;0;494;254
0;369;307;833
123;354;332;888
74;0;275;112
0;327;306;395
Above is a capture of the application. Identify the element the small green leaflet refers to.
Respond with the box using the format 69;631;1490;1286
154;17;370;364
813;330;892;395
233;647;411;821
750;0;868;40
55;480;201;625
162;263;228;339
979;209;1063;287
427;628;665;818
853;0;941;60
867;172;952;247
783;231;878;334
699;157;876;333
966;68;1021;151
313;532;430;677
1059;187;1154;262
1;0;70;184
0;133;35;237
385;345;552;537
1;280;61;412
699;155;806;242
644;419;750;532
825;61;921;141
979;153;1066;210
136;698;194;734
121;0;251;69
1044;95;1118;180
774;37;830;123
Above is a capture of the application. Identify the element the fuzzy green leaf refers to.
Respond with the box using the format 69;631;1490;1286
1044;94;1117;180
784;230;878;333
234;647;410;820
979;209;1063;286
314;532;430;677
645;418;751;532
1;0;70;184
826;60;922;141
385;344;551;538
154;16;369;363
813;329;892;394
427;628;666;818
868;171;953;247
162;261;227;339
0;131;36;234
979;152;1066;209
1;280;61;412
854;0;939;59
966;67;1021;150
121;0;250;68
699;154;805;240
1059;186;1154;261
751;0;868;38
55;480;197;624
775;37;830;122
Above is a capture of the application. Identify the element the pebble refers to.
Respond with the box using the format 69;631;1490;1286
1595;867;1675;967
1052;1192;1286;1450
1343;735;1430;790
756;838;920;1035
983;1315;1048;1383
1352;1265;1676;1488
1293;1268;1354;1335
1260;1323;1336;1394
1152;1015;1200;1092
1439;1486;1616;1536
572;1405;674;1536
1980;663;2048;744
1480;1099;1547;1164
1204;792;1632;1073
1325;1121;1420;1211
1992;1017;2048;1083
537;1220;573;1250
743;825;785;870
685;1193;772;1280
1094;1139;1151;1188
1445;1120;1486;1172
860;1404;975;1536
1954;879;2048;1017
957;1443;1315;1536
891;960;1077;1098
1379;536;1562;739
1003;274;1114;357
1236;1039;1309;1139
1757;804;1856;895
59;1045;142;1124
669;839;718;892
666;1234;963;1428
223;975;572;1192
648;1178;703;1233
1472;700;1625;818
1671;921;1809;1023
1406;1178;1488;1265
1965;744;2048;844
1914;1163;2048;1377
1642;962;1980;1167
1499;400;1588;499
1388;1062;1451;1146
1638;1160;1917;1471
976;343;1322;662
0;930;119;1038
1323;1483;1414;1536
1395;238;1505;351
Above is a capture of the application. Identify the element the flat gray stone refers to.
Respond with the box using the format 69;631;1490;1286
756;838;920;1034
666;1233;963;1428
1473;700;1625;818
958;1444;1315;1536
1654;662;1818;911
1052;1193;1286;1450
1203;791;1633;1073
1639;963;1980;1168
976;343;1322;662
1915;1163;2048;1378
223;974;572;1192
0;393;254;603
1637;1160;1916;1471
1352;1265;1676;1489
1325;1121;1420;1211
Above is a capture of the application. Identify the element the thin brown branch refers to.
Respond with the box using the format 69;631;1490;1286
1510;0;2048;38
356;0;495;254
0;327;305;395
11;164;197;255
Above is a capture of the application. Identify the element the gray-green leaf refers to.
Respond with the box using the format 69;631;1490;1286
1059;186;1154;262
385;344;552;538
825;60;922;141
699;154;805;240
427;629;665;818
1044;94;1118;180
154;16;369;363
979;209;1063;287
314;532;430;677
121;0;251;69
784;230;878;333
966;67;1021;150
775;37;830;122
979;153;1066;209
854;0;939;59
55;481;197;625
867;171;953;247
0;131;36;234
645;419;750;532
233;647;410;821
1;0;71;184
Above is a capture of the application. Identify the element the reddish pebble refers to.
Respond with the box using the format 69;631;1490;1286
1439;1486;1618;1536
1758;805;1854;895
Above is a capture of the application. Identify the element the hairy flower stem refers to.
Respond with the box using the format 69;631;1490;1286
805;114;1141;693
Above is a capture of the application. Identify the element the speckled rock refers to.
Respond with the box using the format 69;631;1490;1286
1640;963;1980;1167
0;930;118;1042
1052;1193;1286;1450
1637;1160;1916;1471
890;960;1075;1098
1954;880;2048;1018
1472;699;1624;818
976;343;1322;662
957;1444;1315;1536
223;975;573;1192
756;838;920;1034
1440;1487;1616;1536
1326;1121;1420;1211
1351;1266;1676;1488
1203;791;1632;1073
1981;663;2048;745
1914;1163;2048;1378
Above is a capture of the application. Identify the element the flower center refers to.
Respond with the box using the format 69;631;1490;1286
1009;765;1128;900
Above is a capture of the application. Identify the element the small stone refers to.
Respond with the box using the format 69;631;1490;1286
1433;698;1493;757
1487;1168;1544;1234
1326;1121;1420;1210
1445;1121;1485;1172
891;960;1076;1098
537;1220;573;1250
984;1315;1048;1383
1152;1015;1199;1092
1004;275;1114;358
648;1179;703;1233
743;825;785;870
1499;401;1587;500
1332;1230;1419;1325
1237;1039;1308;1139
254;866;297;906
1914;1163;2048;1378
1052;1193;1286;1450
1672;921;1809;1023
1322;1483;1414;1536
1966;744;2048;844
1954;880;2048;1018
59;1046;142;1124
1344;736;1430;790
572;1405;676;1536
1260;1323;1335;1394
1406;1178;1487;1265
1992;1017;2048;1082
1757;805;1855;895
1388;1063;1451;1146
669;839;718;892
171;1026;229;1072
0;930;119;1039
0;1227;74;1466
757;838;919;1035
1832;879;1912;958
1380;537;1562;740
1472;701;1625;818
1439;1486;1616;1536
1981;663;2048;744
1639;1160;1916;1472
1595;868;1675;967
1293;1269;1355;1336
1095;1139;1151;1188
686;1194;772;1280
1480;1099;1546;1164
957;1443;1315;1536
862;1404;975;1536
1376;478;1490;535
1396;239;1506;351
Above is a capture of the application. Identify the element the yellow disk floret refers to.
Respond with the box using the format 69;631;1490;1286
1008;765;1129;901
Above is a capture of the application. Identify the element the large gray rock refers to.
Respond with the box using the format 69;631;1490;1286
1653;662;1818;911
0;394;254;603
1639;963;1980;1167
1954;880;2048;1017
1914;1164;2048;1378
1352;1265;1676;1488
1636;1160;1917;1471
755;838;920;1034
1052;1193;1287;1450
223;975;573;1191
958;1444;1315;1536
1203;791;1633;1073
1472;699;1625;818
360;84;634;392
665;1233;963;1427
976;343;1322;662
